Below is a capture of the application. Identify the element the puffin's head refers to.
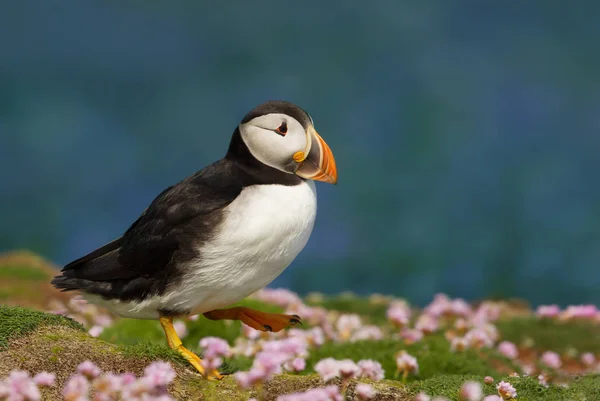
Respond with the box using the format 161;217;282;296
233;100;337;184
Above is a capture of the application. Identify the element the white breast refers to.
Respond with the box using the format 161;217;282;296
87;180;317;319
168;179;317;314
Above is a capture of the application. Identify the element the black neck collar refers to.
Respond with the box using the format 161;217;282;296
225;127;302;186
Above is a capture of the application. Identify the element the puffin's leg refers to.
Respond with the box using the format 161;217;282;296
158;316;223;380
203;307;301;332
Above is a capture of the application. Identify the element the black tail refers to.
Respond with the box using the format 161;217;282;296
51;237;124;293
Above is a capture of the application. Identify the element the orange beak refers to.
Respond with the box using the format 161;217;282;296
295;128;338;184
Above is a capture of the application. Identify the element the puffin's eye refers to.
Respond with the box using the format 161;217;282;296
275;122;288;136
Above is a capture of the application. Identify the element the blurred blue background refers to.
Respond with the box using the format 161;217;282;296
1;1;599;307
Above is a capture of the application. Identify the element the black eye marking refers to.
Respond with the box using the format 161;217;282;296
275;121;288;136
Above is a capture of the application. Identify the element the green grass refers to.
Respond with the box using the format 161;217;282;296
408;374;600;401
0;264;50;281
496;317;600;353
0;305;85;350
303;335;516;381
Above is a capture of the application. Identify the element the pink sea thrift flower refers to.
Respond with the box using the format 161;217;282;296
77;361;102;379
200;337;231;359
560;304;598;320
173;321;188;338
33;372;55;387
414;393;431;401
496;381;517;400
351;325;384;342
336;314;362;340
276;384;342;401
4;371;41;401
459;381;483;401
355;383;375;400
92;373;123;397
538;373;549;388
144;361;176;388
63;374;90;401
536;305;560;318
581;352;596;367
451;336;469;352
401;328;424;344
255;288;302;307
450;298;472;317
387;302;411;327
357;359;385;381
235;351;288;388
88;325;104;338
484;376;494;384
415;315;439;334
497;341;518;360
396;350;419;377
541;351;562;369
284;358;306;372
464;328;493;349
336;359;360;379
314;358;341;381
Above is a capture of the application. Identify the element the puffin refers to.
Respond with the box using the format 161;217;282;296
51;100;337;379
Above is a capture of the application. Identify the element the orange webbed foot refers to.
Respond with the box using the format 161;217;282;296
204;306;301;332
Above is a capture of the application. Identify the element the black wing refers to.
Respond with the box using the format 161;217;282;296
51;159;244;301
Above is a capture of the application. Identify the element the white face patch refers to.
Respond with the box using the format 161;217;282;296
238;113;308;173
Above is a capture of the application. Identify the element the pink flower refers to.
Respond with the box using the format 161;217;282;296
77;361;101;379
235;350;289;388
387;302;411;327
459;381;482;401
497;341;518;360
401;328;424;344
450;299;472;317
357;359;385;381
560;304;598;320
355;383;375;400
93;314;113;328
255;288;302;307
4;371;41;401
33;372;55;387
262;337;307;358
337;359;360;379
415;315;439;334
288;327;326;348
395;350;419;375
496;381;517;400
581;352;596;367
144;361;176;388
484;376;494;384
284;358;306;372
63;374;90;401
200;337;231;359
541;351;562;369
276;384;342;401
92;373;123;396
482;397;502;401
173;321;188;338
88;325;104;338
538;373;549;388
414;393;431;401
314;358;341;381
464;328;493;349
451;337;469;352
350;325;383;342
536;305;560;318
336;314;362;340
